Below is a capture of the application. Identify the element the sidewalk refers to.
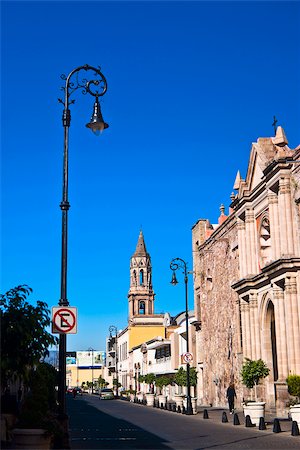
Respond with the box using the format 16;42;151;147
195;405;293;433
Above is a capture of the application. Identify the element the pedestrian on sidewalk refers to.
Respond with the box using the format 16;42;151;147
72;388;77;399
226;383;236;414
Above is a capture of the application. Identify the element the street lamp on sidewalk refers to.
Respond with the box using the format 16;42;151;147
88;347;95;394
170;257;193;415
57;65;109;416
109;325;119;398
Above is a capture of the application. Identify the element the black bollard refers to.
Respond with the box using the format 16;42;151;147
222;411;228;423
182;405;186;414
233;413;240;425
160;403;164;409
203;409;209;419
172;404;177;412
258;417;266;430
164;403;168;410
168;403;172;411
245;415;254;427
177;405;181;413
273;418;281;433
291;421;300;436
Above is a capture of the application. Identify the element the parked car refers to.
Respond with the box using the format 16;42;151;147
67;387;73;393
99;388;114;400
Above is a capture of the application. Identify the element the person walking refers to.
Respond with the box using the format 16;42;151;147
226;383;237;414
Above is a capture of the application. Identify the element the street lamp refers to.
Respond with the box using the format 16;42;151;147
170;257;193;415
88;347;95;394
57;65;108;416
109;325;119;398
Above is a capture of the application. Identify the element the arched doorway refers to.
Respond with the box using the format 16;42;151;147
263;299;278;406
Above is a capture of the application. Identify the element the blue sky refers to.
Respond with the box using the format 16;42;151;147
2;1;299;351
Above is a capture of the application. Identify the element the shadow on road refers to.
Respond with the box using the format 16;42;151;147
67;396;171;449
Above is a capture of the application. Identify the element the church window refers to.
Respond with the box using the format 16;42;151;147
139;269;144;285
259;216;271;268
133;270;137;286
139;301;145;315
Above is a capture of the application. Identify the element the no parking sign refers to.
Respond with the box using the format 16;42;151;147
52;307;77;334
181;352;193;364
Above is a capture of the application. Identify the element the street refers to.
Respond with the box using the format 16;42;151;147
67;395;300;450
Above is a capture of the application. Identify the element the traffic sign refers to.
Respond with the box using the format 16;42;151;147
52;307;77;334
181;352;193;364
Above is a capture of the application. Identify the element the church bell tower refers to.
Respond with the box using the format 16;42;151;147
128;231;155;320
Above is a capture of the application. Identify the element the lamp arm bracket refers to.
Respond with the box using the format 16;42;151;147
60;64;108;109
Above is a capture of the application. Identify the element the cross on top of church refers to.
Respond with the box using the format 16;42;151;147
272;116;278;134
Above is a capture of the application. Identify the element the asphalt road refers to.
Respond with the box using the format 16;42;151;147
67;394;300;450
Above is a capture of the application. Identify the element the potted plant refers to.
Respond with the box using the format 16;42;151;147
137;375;145;402
128;388;136;402
144;373;155;406
286;375;300;426
241;358;269;425
155;375;172;406
174;367;198;413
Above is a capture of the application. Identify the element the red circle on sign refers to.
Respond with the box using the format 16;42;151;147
53;308;76;333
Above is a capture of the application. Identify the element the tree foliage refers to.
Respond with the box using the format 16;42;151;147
144;373;155;385
286;375;300;402
174;367;197;387
155;375;173;389
98;376;108;388
240;358;269;390
0;285;58;387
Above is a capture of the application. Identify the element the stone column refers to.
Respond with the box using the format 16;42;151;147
268;191;280;260
279;177;295;256
283;178;295;255
241;300;251;359
273;285;286;380
240;301;248;358
237;218;247;278
287;276;300;374
284;277;296;372
236;299;242;353
245;209;257;275
249;292;260;360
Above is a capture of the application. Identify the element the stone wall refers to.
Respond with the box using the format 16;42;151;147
193;215;242;407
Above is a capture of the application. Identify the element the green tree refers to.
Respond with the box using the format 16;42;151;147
286;375;300;403
113;379;122;388
241;358;269;401
174;367;197;387
155;375;173;394
0;285;58;389
98;376;108;389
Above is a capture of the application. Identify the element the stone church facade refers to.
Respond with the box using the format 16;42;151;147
192;126;300;412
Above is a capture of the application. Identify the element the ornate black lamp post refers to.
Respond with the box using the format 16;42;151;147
58;65;108;416
170;257;193;415
109;325;119;398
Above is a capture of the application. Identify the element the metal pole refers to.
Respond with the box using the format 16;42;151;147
57;65;108;416
170;257;193;415
115;335;119;398
184;268;193;415
92;349;94;394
